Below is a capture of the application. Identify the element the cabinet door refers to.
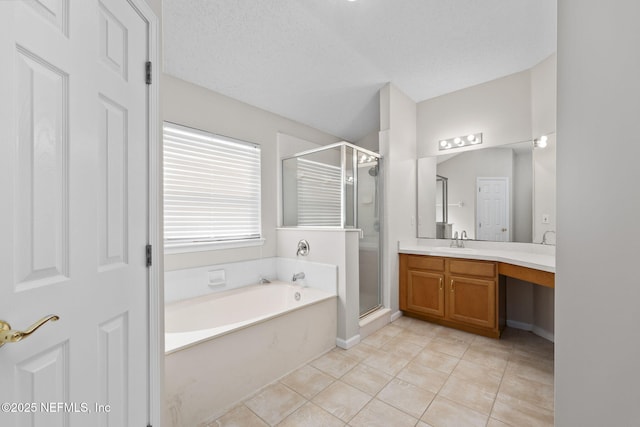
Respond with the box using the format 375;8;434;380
448;276;496;328
407;270;445;318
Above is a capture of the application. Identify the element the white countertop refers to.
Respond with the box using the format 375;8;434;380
398;239;555;273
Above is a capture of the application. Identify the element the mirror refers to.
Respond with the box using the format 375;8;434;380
417;136;556;243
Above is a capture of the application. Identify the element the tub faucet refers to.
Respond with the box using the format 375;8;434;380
292;272;305;282
542;230;556;245
296;239;310;256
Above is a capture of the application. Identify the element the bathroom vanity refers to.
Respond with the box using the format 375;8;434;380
398;240;555;338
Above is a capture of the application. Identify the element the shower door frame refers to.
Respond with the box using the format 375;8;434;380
281;141;383;317
359;155;384;318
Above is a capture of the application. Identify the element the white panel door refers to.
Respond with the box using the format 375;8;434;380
0;1;149;426
476;177;510;241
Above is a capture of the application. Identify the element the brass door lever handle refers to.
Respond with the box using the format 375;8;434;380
0;315;60;348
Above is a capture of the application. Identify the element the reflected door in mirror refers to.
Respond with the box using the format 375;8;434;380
476;177;509;241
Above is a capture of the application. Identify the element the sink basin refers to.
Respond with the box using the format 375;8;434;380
430;246;478;253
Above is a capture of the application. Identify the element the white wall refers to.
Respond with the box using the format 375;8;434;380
505;278;534;328
276;228;360;348
556;1;640;425
531;54;557;245
356;129;380;153
436;147;514;239
532;135;556;244
417;70;532;158
379;84;417;317
530;55;556;341
417;157;437;237
416;56;556;337
162;75;339;271
531;53;557;138
513;149;533;243
416;57;555;242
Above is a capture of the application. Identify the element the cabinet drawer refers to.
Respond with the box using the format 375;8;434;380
407;255;444;271
448;259;496;278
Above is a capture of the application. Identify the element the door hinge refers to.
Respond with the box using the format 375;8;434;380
145;61;152;85
145;244;152;267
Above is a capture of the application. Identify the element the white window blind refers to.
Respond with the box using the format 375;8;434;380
163;122;261;247
296;158;342;226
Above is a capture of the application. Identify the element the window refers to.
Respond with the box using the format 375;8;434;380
163;122;261;250
296;158;342;226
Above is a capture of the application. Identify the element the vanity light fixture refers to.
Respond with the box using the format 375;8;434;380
357;154;376;164
438;132;483;151
533;135;548;149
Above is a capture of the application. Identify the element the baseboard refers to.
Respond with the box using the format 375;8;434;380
532;325;554;343
336;334;361;349
506;320;533;331
390;310;402;322
507;320;554;342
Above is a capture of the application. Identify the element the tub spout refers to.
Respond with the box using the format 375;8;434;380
292;272;305;282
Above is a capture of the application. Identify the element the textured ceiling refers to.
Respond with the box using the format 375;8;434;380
163;0;557;142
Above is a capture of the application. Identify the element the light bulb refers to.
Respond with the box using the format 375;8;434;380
537;135;548;148
454;137;463;146
440;140;448;147
467;134;475;142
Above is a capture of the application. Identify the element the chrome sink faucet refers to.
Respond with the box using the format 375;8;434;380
292;272;305;282
450;231;466;248
450;231;458;247
450;231;459;248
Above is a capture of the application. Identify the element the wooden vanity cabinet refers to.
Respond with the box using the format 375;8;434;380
400;254;505;338
404;256;445;317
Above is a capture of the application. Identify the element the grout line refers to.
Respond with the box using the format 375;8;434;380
213;323;553;427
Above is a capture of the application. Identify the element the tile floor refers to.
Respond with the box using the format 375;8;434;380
207;317;554;427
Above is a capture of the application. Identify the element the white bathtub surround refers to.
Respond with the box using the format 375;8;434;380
277;228;362;348
399;238;555;341
276;257;337;296
164;256;337;303
164;284;337;426
165;282;335;353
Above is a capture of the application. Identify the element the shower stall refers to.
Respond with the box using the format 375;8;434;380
282;142;383;317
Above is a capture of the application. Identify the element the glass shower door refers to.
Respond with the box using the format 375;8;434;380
357;152;381;317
